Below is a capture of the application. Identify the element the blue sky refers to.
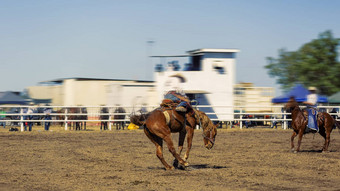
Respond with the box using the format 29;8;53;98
1;0;339;95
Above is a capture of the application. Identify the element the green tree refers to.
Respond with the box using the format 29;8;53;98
265;30;340;96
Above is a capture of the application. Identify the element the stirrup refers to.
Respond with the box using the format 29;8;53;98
176;106;187;112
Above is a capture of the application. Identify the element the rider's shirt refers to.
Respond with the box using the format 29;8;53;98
307;93;318;106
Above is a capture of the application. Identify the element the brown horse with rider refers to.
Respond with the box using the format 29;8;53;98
130;94;217;170
285;97;340;153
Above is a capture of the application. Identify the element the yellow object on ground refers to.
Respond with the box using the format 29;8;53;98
128;123;139;130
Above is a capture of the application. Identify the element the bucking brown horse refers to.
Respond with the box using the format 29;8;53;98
285;97;340;153
130;100;217;170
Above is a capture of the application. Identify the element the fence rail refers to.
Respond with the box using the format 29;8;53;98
1;105;339;131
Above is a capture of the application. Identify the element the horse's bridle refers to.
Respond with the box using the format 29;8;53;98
202;126;215;145
194;110;215;145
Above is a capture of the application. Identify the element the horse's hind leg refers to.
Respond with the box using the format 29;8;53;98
319;129;331;152
144;128;173;170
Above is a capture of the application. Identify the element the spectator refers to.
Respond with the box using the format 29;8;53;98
114;105;126;130
23;106;33;131
243;114;250;128
44;105;52;131
271;116;278;129
0;109;6;128
139;104;148;114
100;106;109;130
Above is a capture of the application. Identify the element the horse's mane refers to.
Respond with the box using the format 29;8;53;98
194;109;214;130
286;97;300;110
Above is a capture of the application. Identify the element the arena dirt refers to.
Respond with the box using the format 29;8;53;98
1;125;340;191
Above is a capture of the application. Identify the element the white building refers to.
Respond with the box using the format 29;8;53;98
234;82;275;113
27;78;155;108
155;48;239;121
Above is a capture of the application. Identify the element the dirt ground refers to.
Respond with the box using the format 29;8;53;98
1;125;340;191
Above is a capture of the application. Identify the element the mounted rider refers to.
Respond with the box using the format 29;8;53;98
162;74;191;113
303;86;318;132
164;90;191;112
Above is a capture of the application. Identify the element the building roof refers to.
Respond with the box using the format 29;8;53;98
150;48;240;58
187;48;240;55
0;91;29;105
40;77;154;84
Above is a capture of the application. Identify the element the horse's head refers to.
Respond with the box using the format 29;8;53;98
284;96;299;112
203;123;217;150
195;110;217;150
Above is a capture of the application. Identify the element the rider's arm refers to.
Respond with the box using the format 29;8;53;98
176;94;190;102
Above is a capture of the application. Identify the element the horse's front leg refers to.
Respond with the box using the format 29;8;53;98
183;126;194;162
163;134;189;168
295;129;304;153
291;131;297;152
173;129;187;168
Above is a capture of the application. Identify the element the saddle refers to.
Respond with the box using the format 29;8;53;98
160;99;187;127
160;99;178;109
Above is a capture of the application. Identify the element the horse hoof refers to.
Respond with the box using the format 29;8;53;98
166;166;175;170
293;150;298;154
173;159;179;168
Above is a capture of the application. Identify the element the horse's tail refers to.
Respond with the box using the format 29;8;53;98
130;113;149;126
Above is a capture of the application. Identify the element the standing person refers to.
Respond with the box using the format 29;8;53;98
303;87;318;132
44;105;52;131
139;104;148;114
25;106;34;131
114;105;126;130
271;115;278;129
0;109;6;128
100;106;109;130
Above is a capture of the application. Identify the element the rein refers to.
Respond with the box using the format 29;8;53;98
203;127;215;144
194;110;215;144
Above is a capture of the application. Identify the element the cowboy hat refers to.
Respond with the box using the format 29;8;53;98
308;86;317;91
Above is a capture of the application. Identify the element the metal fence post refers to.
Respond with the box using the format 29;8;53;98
20;107;24;132
283;109;287;130
64;109;68;130
109;112;112;130
240;109;243;129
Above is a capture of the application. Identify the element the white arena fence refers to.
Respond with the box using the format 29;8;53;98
0;105;339;131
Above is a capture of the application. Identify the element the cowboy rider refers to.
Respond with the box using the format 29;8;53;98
303;86;318;132
164;90;190;112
